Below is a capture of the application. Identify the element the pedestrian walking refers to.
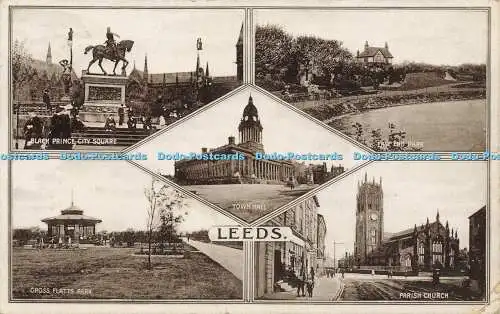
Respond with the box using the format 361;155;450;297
118;104;125;126
43;89;51;112
296;267;305;297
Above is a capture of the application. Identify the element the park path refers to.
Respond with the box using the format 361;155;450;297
184;239;243;280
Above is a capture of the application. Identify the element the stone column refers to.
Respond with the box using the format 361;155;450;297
74;223;80;244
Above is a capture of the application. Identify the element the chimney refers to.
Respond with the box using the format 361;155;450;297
228;136;235;145
385;42;389;50
201;147;208;153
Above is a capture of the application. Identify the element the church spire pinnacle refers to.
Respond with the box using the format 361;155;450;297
196;52;200;76
205;61;210;77
143;54;149;81
46;42;52;64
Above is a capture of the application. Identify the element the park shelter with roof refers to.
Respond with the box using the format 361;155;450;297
41;200;102;244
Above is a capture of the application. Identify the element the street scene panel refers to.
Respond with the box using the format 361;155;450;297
132;87;369;223
253;162;486;301
10;160;243;299
11;8;243;151
255;10;487;152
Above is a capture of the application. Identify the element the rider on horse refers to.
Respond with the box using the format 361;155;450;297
104;27;120;58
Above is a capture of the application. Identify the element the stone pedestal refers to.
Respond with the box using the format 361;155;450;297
79;71;128;123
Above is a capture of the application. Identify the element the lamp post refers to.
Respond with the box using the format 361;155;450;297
333;241;345;270
15;103;20;149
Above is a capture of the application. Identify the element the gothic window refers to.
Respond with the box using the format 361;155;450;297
449;248;455;267
370;229;377;244
418;241;425;264
432;241;443;265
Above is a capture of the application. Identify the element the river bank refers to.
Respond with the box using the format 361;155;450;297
300;88;486;123
330;99;486;152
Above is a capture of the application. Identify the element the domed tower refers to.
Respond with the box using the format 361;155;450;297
238;95;264;152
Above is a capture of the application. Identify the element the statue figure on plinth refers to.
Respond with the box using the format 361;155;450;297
104;27;120;57
84;27;134;76
59;59;72;95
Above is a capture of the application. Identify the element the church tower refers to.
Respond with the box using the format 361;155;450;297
46;42;52;65
354;174;384;265
236;24;243;83
238;95;263;152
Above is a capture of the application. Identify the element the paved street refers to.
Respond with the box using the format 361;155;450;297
262;276;342;300
308;276;343;301
339;273;471;301
183;239;243;280
187;184;315;222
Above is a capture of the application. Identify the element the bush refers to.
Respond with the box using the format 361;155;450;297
257;78;287;92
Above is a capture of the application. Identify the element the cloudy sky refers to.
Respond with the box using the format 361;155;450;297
12;8;243;76
255;9;488;65
132;86;368;175
11;160;238;232
313;161;487;260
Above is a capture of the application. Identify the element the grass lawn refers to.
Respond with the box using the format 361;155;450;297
186;184;315;222
11;246;242;300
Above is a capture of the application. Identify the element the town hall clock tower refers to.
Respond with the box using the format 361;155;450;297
354;173;384;265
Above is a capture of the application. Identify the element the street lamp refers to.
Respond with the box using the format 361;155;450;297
15;103;20;149
332;241;345;270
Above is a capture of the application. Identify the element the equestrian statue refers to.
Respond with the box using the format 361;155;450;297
84;27;134;75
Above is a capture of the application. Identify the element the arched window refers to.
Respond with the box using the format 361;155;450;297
432;241;443;264
418;241;425;265
370;229;377;244
449;248;455;267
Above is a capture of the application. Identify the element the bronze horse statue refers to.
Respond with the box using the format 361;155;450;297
84;40;134;75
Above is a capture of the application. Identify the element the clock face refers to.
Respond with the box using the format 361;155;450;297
370;213;378;221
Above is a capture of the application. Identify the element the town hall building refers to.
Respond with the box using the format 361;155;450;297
174;95;295;185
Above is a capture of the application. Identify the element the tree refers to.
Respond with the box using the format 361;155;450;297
144;179;188;268
157;187;188;251
12;40;37;100
255;25;293;79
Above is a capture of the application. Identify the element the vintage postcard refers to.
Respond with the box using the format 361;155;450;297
0;1;498;314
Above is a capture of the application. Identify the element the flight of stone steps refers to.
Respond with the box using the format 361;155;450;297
72;126;156;147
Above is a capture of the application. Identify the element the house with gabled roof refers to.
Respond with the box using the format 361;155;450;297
356;41;394;65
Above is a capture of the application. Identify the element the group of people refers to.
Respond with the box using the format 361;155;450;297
325;267;345;278
105;104;154;132
22;104;78;150
296;267;316;298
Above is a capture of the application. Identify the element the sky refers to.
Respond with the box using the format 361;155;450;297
132;86;368;175
12;8;243;76
312;162;487;261
11;160;238;232
255;9;488;66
